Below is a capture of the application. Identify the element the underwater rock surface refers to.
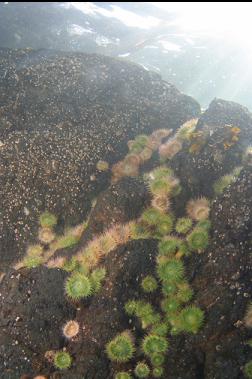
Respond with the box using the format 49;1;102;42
0;49;252;379
0;48;200;271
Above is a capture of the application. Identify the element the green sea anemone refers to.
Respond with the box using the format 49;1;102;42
156;214;173;236
26;244;43;256
106;332;135;363
150;353;165;367
196;219;211;231
176;282;193;303
141;275;158;293
115;372;132;379
55;234;79;250
39;211;57;228
186;197;210;221
65;273;92;300
135;302;161;328
62;257;79;272
161;281;177;296
151;323;169;337
90;267;106;293
180;306;204;333
175;218;193;234
23;255;43;269
187;228;209;252
157;259;185;283
96;160;109;171
213;174;235;195
149;179;171;197
150;166;174;180
134;362;150;378
142;208;163;226
135;134;149;147
158;237;181;257
142;335;168;356
53;351;72;369
153;367;164;378
38;227;55;244
244;360;252;378
161;297;180;314
124;300;138;316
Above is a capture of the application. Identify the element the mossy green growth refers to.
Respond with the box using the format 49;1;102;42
156;214;173;236
54;351;72;369
187;228;209;252
175;217;192;234
142;335;168;356
158;237;180;257
55;234;79;249
141;275;158;293
39;211;57;228
244;360;252;378
65;273;92;300
106;332;135;363
161;297;180;314
153;367;164;378
23;255;43;268
150;353;165;367
213;174;234;195
179;306;204;333
151;322;169;337
134;362;150;378
157;259;184;283
90;267;106;293
115;372;132;379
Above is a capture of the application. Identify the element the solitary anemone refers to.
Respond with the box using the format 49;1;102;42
157;259;185;283
53;351;72;370
65;273;92;300
39;211;57;228
187;228;209;252
134;362;150;378
62;320;80;339
186;197;210;221
142;334;169;356
141;275;158;293
175;218;193;234
179;306;204;333
106;331;135;363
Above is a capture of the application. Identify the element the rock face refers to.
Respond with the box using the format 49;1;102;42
0;49;252;379
0;48;200;270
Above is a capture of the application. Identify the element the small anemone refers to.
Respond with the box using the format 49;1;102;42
176;281;193;303
106;331;135;363
54;234;79;250
213;174;235;195
161;297;180;314
62;320;80;339
39;211;57;228
65;272;92;300
175;118;198;141
141;208;163;226
134;362;150;378
96;160;109;171
196;219;211;231
38;227;56;244
115;372;132;379
149;178;172;197
26;244;43;256
151;323;169;337
142;334;169;356
90;267;106;294
141;275;158;293
139;147;153;162
151;196;170;213
158;237;182;257
156;214;174;236
153;367;164;378
151;128;172;142
179;305;204;334
53;351;72;370
159;138;182;160
124;300;138;316
23;255;44;269
187;227;209;252
175;217;193;234
186;197;210;221
157;259;185;283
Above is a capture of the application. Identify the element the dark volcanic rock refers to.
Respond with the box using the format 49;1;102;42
0;48;200;270
0;267;75;378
